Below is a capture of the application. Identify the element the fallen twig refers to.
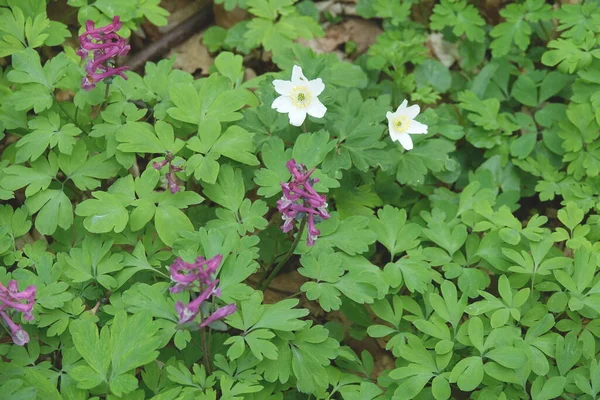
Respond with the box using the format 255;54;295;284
125;5;214;71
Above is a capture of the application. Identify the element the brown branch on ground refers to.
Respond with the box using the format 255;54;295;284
124;5;214;71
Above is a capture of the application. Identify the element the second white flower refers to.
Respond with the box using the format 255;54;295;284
386;100;428;151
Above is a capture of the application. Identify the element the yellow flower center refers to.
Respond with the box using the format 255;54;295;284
290;86;311;108
393;115;411;133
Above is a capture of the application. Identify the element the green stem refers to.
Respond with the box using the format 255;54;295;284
259;217;307;291
200;323;212;374
52;92;88;134
99;82;111;112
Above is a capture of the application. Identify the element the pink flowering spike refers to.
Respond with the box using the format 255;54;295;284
169;258;200;285
281;216;294;233
82;76;96;90
176;281;219;324
152;159;169;170
175;301;185;316
78;17;130;90
200;304;237;328
278;159;330;243
286;159;298;175
205;254;223;275
108;16;123;31
7;280;18;293
166;172;179;194
12;285;36;301
169;283;187;294
84;20;95;32
0;311;29;346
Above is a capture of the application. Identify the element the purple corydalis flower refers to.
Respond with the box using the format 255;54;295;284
78;16;130;90
0;280;36;346
153;153;183;194
169;254;223;293
200;303;237;328
277;159;330;246
0;311;29;346
175;280;219;324
169;254;236;329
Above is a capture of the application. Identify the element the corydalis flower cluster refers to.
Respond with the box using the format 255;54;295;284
0;280;35;346
169;254;236;328
153;152;183;194
77;16;130;90
278;159;330;246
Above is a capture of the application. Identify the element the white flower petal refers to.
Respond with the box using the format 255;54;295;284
396;99;408;113
272;96;294;113
407;120;428;135
273;79;294;96
308;78;325;96
388;121;396;136
292;65;307;84
404;104;420;119
396;132;413;150
288;108;307;126
306;98;326;119
386;111;395;122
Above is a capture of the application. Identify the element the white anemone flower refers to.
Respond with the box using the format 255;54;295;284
272;65;326;126
386;100;428;151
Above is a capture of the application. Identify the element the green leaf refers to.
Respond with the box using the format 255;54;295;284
248;0;295;19
210;198;268;235
76;191;131;234
203;164;245;212
531;376;566;400
430;0;486;42
291;324;339;393
211;126;259;165
214;52;244;85
385;258;432;293
510;133;537;159
292;131;336;169
458;91;500;130
558;202;584;231
116;121;183;154
449;356;483;391
58;142;121;191
7;48;68;89
254;137;292;197
60;236;124;289
155;205;194;247
16;112;80;162
25;189;73;234
414;59;452;93
69;311;162;396
370;205;421;258
512;75;538;107
2;154;58;196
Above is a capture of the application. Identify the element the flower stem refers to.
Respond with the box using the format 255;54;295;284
199;309;212;374
259;217;307;291
52;92;88;134
99;82;111;111
200;325;212;374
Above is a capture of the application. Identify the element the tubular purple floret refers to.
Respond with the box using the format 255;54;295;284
278;159;330;246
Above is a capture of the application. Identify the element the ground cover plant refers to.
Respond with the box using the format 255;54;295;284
1;0;600;398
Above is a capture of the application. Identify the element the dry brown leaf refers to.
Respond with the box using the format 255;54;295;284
168;32;213;75
213;3;249;28
426;33;459;68
340;19;382;55
298;19;381;58
160;0;208;32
